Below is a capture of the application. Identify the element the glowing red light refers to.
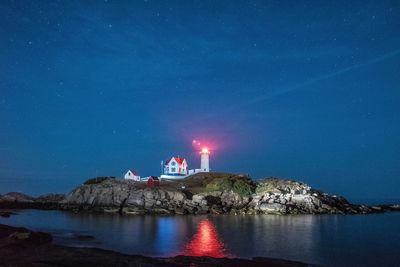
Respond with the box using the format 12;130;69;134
184;219;227;258
201;147;210;154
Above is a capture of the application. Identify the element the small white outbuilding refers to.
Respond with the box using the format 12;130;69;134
124;170;140;181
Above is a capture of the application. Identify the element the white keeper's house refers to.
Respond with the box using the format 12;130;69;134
161;156;188;179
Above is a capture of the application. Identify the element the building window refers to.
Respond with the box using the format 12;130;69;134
171;167;176;172
171;162;176;166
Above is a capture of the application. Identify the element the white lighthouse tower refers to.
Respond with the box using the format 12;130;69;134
200;148;210;172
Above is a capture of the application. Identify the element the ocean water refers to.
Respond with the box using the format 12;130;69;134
1;210;400;267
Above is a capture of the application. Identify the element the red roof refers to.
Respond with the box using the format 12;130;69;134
175;157;185;165
165;157;185;165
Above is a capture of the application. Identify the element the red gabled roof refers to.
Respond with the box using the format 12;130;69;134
165;156;185;165
175;157;185;165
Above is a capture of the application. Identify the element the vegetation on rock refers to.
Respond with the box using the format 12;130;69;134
232;179;255;197
83;176;116;185
206;175;255;196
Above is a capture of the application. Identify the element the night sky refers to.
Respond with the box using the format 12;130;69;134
1;1;399;201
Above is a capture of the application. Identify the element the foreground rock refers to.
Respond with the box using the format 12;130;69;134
1;173;399;215
0;224;316;267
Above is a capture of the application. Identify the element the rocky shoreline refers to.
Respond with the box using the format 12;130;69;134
0;223;317;267
1;173;399;215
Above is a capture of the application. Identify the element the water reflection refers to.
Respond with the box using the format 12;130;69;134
184;219;228;258
2;210;400;266
154;217;188;255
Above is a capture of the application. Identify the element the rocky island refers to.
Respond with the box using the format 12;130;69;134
1;173;399;215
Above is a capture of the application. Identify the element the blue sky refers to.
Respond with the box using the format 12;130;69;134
0;0;399;201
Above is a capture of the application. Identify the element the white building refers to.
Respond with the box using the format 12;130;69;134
161;149;211;179
200;148;210;172
160;156;188;179
124;170;140;181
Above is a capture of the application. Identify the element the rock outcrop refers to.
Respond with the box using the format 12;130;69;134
0;192;65;209
1;174;399;215
0;192;35;203
248;179;371;214
57;175;397;215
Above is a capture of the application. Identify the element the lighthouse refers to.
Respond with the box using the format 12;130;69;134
200;148;210;172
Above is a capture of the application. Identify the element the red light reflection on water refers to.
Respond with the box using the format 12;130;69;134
184;219;227;258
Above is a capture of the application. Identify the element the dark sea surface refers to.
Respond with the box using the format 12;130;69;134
1;210;400;267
